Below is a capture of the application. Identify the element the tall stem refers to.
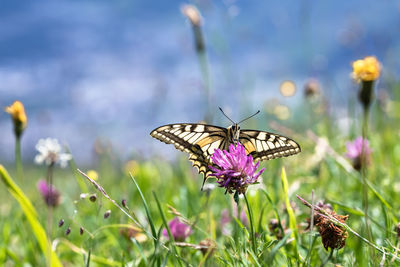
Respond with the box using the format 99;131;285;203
361;105;373;256
244;193;256;253
15;136;23;181
46;163;54;267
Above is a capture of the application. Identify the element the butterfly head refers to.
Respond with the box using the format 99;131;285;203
228;123;241;144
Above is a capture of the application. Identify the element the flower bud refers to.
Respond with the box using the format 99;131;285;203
5;101;27;138
104;210;111;219
89;194;97;202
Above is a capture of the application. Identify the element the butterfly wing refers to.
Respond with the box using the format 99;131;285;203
239;130;301;161
150;123;229;178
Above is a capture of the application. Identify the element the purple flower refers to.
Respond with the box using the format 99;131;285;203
37;179;61;207
163;217;193;242
346;137;371;171
209;143;265;195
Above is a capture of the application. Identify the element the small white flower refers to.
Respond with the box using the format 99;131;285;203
34;138;72;168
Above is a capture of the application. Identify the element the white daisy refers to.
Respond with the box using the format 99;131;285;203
34;138;72;168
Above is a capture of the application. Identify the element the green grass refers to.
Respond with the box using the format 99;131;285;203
2;82;400;266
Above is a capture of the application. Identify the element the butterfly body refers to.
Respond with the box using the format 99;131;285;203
150;123;301;186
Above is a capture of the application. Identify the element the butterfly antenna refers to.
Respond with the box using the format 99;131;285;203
219;107;235;124
238;110;260;124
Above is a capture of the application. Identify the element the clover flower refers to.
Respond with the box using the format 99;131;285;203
37;179;61;207
34;138;72;168
352;56;381;82
5;100;27;138
209;143;265;195
163;217;193;242
346;137;371;171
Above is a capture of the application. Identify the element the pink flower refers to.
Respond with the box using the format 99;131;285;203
37;179;61;207
209;144;265;195
346;137;371;170
163;217;192;242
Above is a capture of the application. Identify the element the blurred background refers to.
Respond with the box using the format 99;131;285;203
0;0;399;164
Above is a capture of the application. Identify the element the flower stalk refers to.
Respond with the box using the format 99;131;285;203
244;194;256;253
352;56;381;253
181;4;213;122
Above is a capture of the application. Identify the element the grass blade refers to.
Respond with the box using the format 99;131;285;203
280;167;300;261
0;165;62;267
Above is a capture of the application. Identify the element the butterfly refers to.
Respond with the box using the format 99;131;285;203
150;110;301;188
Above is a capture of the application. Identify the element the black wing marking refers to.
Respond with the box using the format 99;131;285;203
239;130;301;161
150;123;229;179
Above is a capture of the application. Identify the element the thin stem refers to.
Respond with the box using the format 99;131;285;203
361;105;373;252
319;249;334;267
15;136;23;181
244;193;256;254
46;163;54;267
306;190;315;267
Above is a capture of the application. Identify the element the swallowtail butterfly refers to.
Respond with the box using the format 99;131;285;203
150;109;301;188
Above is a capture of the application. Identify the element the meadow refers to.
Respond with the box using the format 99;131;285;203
1;3;400;267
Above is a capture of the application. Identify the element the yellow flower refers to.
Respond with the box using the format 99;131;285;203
124;160;139;176
352;56;381;82
87;170;99;181
5;100;27;137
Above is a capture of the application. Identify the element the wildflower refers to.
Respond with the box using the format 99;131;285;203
34;138;72;168
80;227;84;235
87;170;98;181
163;217;193;242
121;199;127;208
37;179;61;207
104;210;111;219
58;219;65;227
5;100;27;138
345;137;371;171
352;56;381;109
209;143;265;195
65;227;71;235
352;56;381;82
304;79;321;98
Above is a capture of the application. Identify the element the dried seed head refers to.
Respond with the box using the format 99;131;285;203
199;238;216;256
58;219;65;227
80;227;84;235
317;212;349;251
395;223;400;238
104;210;111;219
269;218;284;240
65;227;71;236
89;194;97;202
